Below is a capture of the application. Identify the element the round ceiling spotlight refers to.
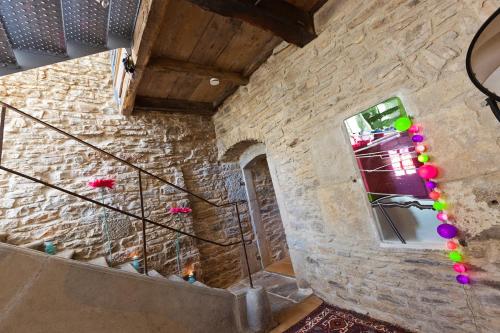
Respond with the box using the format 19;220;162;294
209;78;220;86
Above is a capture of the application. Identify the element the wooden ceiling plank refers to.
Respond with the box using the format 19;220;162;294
149;57;248;86
153;2;215;60
215;23;279;73
120;0;171;115
180;14;243;103
190;80;235;103
185;0;317;47
134;96;215;115
137;70;180;98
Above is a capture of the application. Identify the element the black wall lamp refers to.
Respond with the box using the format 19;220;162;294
466;7;500;122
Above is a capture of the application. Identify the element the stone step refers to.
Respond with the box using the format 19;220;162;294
167;274;208;288
168;274;185;283
87;257;109;268
20;240;45;251
116;263;140;274
55;249;75;260
147;270;165;278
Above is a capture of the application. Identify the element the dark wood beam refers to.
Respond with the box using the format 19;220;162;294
134;96;216;115
185;0;317;47
121;0;171;115
148;57;249;85
310;0;328;14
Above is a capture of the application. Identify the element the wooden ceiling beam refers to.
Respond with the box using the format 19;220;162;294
148;57;249;86
134;96;216;115
185;0;317;47
120;0;171;115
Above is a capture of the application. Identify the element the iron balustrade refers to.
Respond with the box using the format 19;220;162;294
0;102;254;288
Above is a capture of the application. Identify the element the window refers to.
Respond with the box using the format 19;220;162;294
344;97;441;247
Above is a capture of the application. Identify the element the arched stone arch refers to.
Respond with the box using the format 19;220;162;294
225;141;289;270
239;143;266;169
216;127;265;162
218;139;260;163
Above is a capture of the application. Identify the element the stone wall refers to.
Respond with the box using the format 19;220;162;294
0;53;249;287
249;156;288;262
213;1;500;332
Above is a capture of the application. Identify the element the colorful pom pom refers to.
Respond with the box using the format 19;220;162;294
433;200;447;211
394;117;412;131
412;134;424;142
449;251;463;262
446;241;458;250
453;263;467;273
408;124;420;133
415;144;426;153
418;165;438;179
438;223;458;239
437;212;448;221
429;191;441;200
425;181;437;190
456;274;470;284
418;154;429;163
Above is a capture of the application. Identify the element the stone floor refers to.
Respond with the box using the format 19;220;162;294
228;257;313;319
265;257;295;277
270;295;323;333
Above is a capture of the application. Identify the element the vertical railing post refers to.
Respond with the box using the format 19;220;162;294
138;170;149;275
0;106;6;166
235;202;254;288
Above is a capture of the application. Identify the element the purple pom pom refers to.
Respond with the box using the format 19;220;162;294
437;223;458;239
426;181;437;190
412;134;424;142
456;274;470;284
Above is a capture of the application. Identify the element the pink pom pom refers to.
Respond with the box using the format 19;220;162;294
417;165;438;179
453;263;467;273
437;212;448;222
409;124;420;133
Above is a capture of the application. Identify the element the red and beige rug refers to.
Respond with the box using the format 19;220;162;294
283;302;413;333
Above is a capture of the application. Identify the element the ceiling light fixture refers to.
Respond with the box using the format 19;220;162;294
209;78;220;86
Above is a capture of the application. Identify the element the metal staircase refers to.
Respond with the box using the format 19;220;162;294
0;0;140;76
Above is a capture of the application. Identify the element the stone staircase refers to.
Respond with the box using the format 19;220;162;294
0;231;214;289
0;241;249;333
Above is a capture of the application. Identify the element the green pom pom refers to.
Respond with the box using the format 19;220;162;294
433;201;447;211
394;117;412;131
418;154;429;163
449;251;463;262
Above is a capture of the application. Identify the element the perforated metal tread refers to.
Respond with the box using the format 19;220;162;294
0;0;140;76
0;23;15;66
0;0;66;56
109;0;140;41
62;0;109;47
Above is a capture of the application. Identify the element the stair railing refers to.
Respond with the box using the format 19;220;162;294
0;101;254;288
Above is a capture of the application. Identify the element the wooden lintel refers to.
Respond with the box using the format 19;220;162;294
148;57;249;86
134;96;216;115
185;0;317;47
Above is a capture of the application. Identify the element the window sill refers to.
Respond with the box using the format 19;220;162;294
379;241;444;251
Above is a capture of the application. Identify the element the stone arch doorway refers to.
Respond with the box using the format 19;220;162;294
239;143;290;273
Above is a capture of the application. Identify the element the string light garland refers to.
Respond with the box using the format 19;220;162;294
394;116;470;285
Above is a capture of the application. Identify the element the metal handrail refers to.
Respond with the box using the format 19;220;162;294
0;102;254;287
0;101;235;208
0;165;241;247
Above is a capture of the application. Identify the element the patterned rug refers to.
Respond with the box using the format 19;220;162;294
284;302;413;333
